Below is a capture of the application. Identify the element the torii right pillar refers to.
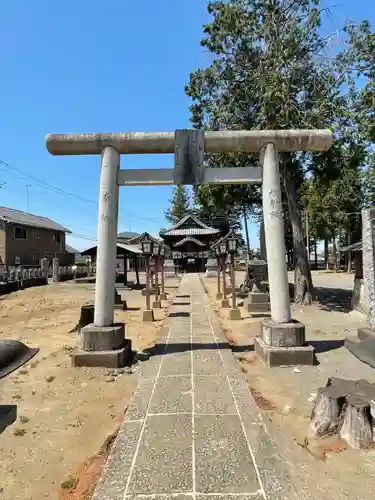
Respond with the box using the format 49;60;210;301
254;143;314;366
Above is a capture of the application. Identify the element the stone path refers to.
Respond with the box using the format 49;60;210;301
93;274;299;500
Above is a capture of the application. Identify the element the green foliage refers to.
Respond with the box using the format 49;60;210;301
165;185;190;224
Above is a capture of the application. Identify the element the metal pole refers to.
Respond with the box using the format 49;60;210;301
261;144;291;323
94;146;120;327
145;256;151;310
231;253;236;309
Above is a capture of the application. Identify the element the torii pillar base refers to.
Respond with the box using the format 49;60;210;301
72;323;132;368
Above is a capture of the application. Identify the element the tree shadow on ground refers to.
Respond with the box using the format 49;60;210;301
145;342;253;356
309;339;345;354
314;287;353;313
173;301;190;306
168;312;190;318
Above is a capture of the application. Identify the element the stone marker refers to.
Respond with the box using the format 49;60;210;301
163;259;175;278
205;258;217;278
246;259;270;314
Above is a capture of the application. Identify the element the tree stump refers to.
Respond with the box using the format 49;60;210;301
309;386;346;438
340;394;372;449
309;377;374;449
70;304;94;332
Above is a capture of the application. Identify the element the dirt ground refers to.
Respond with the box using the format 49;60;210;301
0;276;178;500
203;272;375;500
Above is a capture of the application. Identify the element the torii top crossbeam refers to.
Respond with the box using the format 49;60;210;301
46;129;332;155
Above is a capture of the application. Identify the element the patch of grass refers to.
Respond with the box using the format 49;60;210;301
13;394;22;400
18;369;28;375
61;477;77;490
13;428;27;436
19;415;30;424
45;375;55;383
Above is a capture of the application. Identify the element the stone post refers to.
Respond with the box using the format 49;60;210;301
362;208;375;328
40;257;49;280
229;252;241;320
160;257;167;300
221;256;230;308
143;256;154;322
153;258;161;309
93;146;120;327
74;147;130;368
52;258;59;282
254;143;313;366
261;143;290;323
216;256;222;300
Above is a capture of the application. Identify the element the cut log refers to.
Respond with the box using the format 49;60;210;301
309;386;346;438
70;304;94;332
340;394;373;449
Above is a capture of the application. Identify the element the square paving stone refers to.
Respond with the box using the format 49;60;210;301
127;414;193;494
228;377;262;421
92;420;142;500
125;377;156;421
193;349;225;375
159;351;191;376
194;375;237;414
194;414;260;494
149;375;192;414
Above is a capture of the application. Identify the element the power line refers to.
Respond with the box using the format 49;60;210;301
0;158;165;225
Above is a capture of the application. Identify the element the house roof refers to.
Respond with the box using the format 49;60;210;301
127;232;162;245
174;236;207;248
118;231;141;240
65;244;80;254
81;242;142;256
0;206;71;233
161;214;219;237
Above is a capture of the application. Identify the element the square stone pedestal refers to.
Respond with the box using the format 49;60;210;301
221;298;230;308
72;323;131;368
143;309;155;322
357;327;375;341
228;308;241;320
254;318;314;367
247;292;270;314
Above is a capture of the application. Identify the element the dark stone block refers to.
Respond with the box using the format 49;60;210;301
261;318;305;347
80;323;125;351
254;335;314;367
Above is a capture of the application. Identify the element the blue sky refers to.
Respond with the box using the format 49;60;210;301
0;1;373;251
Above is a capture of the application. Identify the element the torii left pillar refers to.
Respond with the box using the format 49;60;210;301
76;147;130;368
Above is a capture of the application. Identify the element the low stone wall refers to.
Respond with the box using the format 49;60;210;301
0;277;48;295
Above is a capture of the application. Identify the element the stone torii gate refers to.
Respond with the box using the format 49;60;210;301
46;129;332;368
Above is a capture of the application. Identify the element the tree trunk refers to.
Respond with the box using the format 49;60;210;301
332;233;338;272
283;172;314;305
347;229;352;274
324;237;329;270
243;205;251;260
314;240;318;270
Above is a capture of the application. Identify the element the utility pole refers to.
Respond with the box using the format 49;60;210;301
26;184;31;212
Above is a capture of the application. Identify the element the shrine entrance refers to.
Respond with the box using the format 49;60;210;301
46;128;332;368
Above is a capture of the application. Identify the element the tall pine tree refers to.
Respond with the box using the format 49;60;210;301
165;185;190;224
